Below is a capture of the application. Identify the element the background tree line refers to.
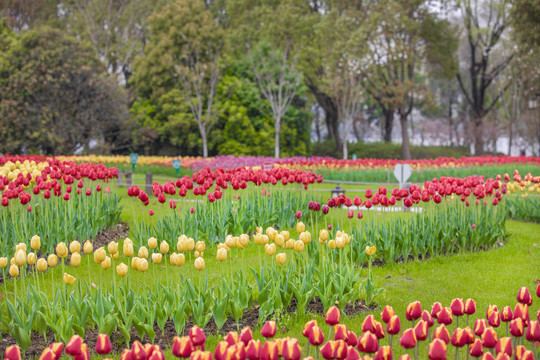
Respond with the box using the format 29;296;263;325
0;0;538;158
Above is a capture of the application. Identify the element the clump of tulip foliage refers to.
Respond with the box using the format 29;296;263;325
3;285;540;360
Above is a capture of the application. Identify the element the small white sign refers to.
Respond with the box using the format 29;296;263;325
394;163;412;184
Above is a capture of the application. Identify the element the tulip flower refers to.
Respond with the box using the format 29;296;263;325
433;324;450;344
225;331;239;346
381;306;395;323
101;256;111;270
296;222;305;234
4;345;22;360
38;348;56;360
399;355;411;360
431;302;443;318
365;246;376;256
56;242;68;258
357;332;378;353
14;249;26;266
427;339;447;360
131;341;147;360
69;240;81;253
362;315;377;333
513;303;530;325
265;244;276;256
335;324;349;342
66;335;84;356
406;301;422;323
436;307;453;325
469;338;483;358
194;257;205;271
495;337;512;356
152;253;163;264
116;263;128;276
31;235;41;250
399;329;417;349
386;315;401;335
537;283;540;298
173;336;194;358
8;264;19;277
189;326;206;346
83;241;93;254
346;346;361;360
464;298;476;316
374;322;385;340
96;334;112;355
480;353;495;360
309;326;325;346
509;318;524;337
334;340;348;359
261;321;277;338
517;287;532;306
373;346;391;360
326;306;341;326
414;320;429;341
283;338;302;360
276;253;286;265
69;252;81;267
347;331;358;347
94;247;106;263
525;320;540;342
319;229;329;243
245;340;261;360
261;340;279;360
488;310;501;328
303;320;318;337
500;306;513;324
138;258;149;272
451;328;467;348
473;319;486;337
481;327;498;348
0;257;7;268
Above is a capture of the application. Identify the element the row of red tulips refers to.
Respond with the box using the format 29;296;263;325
4;285;539;360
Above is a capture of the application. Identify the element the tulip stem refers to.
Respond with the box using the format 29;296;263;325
531;341;537;360
328;326;333;342
306;343;310;357
414;346;419;360
455;348;459;360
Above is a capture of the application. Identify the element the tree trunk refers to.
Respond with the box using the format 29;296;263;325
201;127;208;158
507;120;513;156
382;108;394;143
274;117;281;158
448;97;454;147
400;114;411;160
473;116;484;155
306;81;341;150
342;139;348;159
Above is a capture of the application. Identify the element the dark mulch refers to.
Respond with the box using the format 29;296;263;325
90;222;130;249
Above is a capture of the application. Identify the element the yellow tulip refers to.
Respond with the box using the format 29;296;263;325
196;241;205;253
14;249;26;266
225;235;235;248
294;240;304;252
170;253;178;266
300;231;311;244
239;234;249;247
343;233;351;244
256;226;263;234
296;222;305;234
56;242;68;258
260;235;269;245
132;256;140;270
107;241;118;255
112;252;119;260
216;248;227;262
116;263;128;276
274;234;284;247
94;247;106;263
47;254;58;267
265;243;276;256
194;257;205;271
177;253;185;266
101;256;111;270
15;243;27;252
36;258;48;272
365;246;376;256
280;231;290;242
286;239;296;249
27;252;37;265
266;227;277;241
69;241;81;254
67;252;80;268
0;257;7;268
83;241;93;254
336;237;345;249
319;229;329;243
124;237;133;245
328;240;337;249
151;253;162;264
233;237;240;248
123;242;134;257
276;253;287;265
138;246;149;259
9;264;19;277
30;235;41;250
148;237;158;249
194;251;200;258
177;239;187;252
160;241;170;254
186;238;195;251
63;273;76;284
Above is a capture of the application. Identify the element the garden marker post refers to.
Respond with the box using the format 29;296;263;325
394;164;412;211
117;170;123;186
146;173;153;195
172;159;181;175
130;153;139;170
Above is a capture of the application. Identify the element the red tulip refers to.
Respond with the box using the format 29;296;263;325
525;320;540;342
362;315;377;333
414;320;429;341
437;307;453;325
474;319;487;336
131;342;147;360
335;324;349;342
240;327;253;345
433;324;451;344
406;301;422;322
149;209;154;216
225;332;239;346
4;345;22;360
517;287;532;306
513;303;530;325
488;310;501;328
119;349;133;360
495;337;512;356
282;338;302;360
509;318;524;337
295;211;302;219
227;343;246;360
347;331;359;347
431;302;443;318
451;298;465;317
260;341;278;360
39;348;56;360
427;339;447;360
309;326;325;346
373;346;392;360
334;340;348;359
347;210;354;218
214;342;229;360
245;340;261;360
374;322;385;340
326;306;341;326
469;338;483;358
172;336;194;358
346;346;361;360
537;283;540;298
421;310;434;327
451;328;467;348
386;315;401;335
320;341;336;360
303;320;318;337
463;327;475;344
399;329;417;349
357;332;379;353
486;305;499;319
481;327;498;348
190;326;206;346
500;306;513;322
49;342;64;359
381;306;395;323
261;321;277;338
464;299;476;315
65;335;84;356
96;334;112;355
480;353;495;360
398;355;411;360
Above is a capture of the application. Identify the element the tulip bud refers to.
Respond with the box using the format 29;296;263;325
94;247;106;263
96;334;112;355
216;248;227;262
451;328;467;348
71;252;81;267
481;327;498;348
500;306;512;322
31;235;41;250
469;338;483;357
320;341;335;360
294;240;304;252
450;298;465;316
326;306;341;326
308;326;325;346
56;242;68;258
101;256;111;270
189;325;206;346
387;315;401;335
152;253;162;264
347;331;358;347
107;241;118;255
362;315;377;333
186;238;195;251
138;246;149;259
239;327;253;345
63;273;76;284
48;342;63;359
431;302;443;318
495;337;512;356
69;240;81;254
427;339;447;360
38;348;56;360
83;241;93;254
66;335;84;356
196;241;206;253
513;303;529;325
14;249;26;266
319;229;329;243
194;257;205;271
276;253;286;265
37;258;48;272
433;324;450;344
4;345;22;360
261;321;277;338
172;336;194;358
158;240;170;254
525;320;540;342
334;324;348;342
123;242;134;257
131;341;146;360
261;340;279;360
464;298;476;315
0;257;7;268
27;252;37;265
399;328;417;349
414;320;429;341
282;338;302;360
177;253;186;266
517;287;532;306
148;237;158;249
9;264;19;277
245;340;261;360
265;243;276;256
437;307;453;325
381;306;395;323
214;341;229;360
509;318;524;337
474;318;486;336
488;310;501;328
177;238;187;252
116;263;128;276
296;222;305;234
275;234;285;248
406;301;422;321
357;332;378;353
